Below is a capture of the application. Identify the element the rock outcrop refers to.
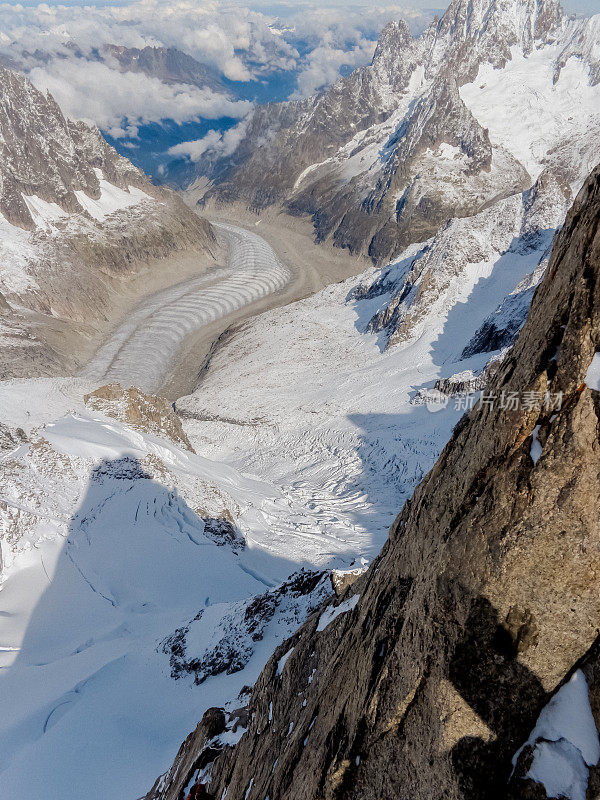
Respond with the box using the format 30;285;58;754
0;424;27;453
147;164;600;799
84;384;195;452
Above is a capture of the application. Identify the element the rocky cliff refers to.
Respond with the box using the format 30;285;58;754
0;64;143;228
199;0;599;265
147;163;600;799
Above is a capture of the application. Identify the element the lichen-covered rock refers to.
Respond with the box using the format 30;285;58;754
331;567;367;598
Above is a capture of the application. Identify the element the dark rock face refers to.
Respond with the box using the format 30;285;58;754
434;373;487;396
462;312;528;359
201;517;245;553
147;165;600;799
144;707;228;800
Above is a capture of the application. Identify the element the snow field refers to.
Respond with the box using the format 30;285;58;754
460;44;600;184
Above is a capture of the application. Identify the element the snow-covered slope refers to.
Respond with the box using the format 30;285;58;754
0;205;497;796
0;1;598;795
2;165;597;796
0;382;341;798
201;0;599;266
355;164;571;352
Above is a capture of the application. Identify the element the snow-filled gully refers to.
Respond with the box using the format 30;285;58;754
83;223;292;393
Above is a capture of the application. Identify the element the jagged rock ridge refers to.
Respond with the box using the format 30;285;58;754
148;164;600;799
104;44;227;93
0;64;145;228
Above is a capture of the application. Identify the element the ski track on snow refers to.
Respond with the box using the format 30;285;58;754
82;223;292;393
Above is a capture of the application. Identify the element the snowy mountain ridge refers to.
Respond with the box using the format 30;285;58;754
0;65;146;229
0;1;598;797
200;0;599;268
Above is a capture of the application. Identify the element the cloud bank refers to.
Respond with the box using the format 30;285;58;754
28;59;251;138
168;119;250;161
0;1;437;156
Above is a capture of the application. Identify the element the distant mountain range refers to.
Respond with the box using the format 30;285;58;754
0;7;440;181
199;0;599;266
0;2;599;800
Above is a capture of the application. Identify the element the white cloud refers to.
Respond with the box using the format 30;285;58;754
28;59;252;136
168;118;250;161
0;1;300;80
0;1;437;136
292;37;377;98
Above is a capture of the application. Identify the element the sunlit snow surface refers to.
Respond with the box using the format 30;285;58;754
585;353;600;391
514;670;600;800
317;594;360;632
0;170;157;305
460;45;600;184
74;171;153;223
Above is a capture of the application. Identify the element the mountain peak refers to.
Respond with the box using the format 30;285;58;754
372;19;412;66
435;0;564;59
